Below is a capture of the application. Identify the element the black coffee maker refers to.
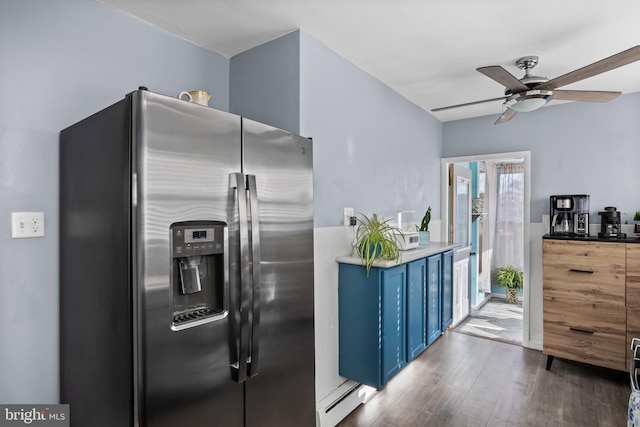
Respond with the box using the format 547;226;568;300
598;206;627;238
550;195;590;236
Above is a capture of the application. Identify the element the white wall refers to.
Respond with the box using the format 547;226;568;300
0;0;229;403
528;223;545;349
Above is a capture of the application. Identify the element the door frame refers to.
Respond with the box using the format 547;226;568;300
440;150;532;348
449;163;472;326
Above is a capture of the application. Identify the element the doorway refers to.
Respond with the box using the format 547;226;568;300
440;151;531;347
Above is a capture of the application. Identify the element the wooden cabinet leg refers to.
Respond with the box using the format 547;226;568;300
546;355;554;371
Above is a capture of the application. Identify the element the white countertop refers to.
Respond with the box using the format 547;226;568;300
336;242;460;268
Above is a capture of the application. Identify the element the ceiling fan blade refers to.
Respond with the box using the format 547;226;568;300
495;108;517;125
477;66;529;93
538;45;640;90
552;90;621;102
431;96;507;112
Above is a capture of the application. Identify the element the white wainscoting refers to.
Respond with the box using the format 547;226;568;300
313;220;442;426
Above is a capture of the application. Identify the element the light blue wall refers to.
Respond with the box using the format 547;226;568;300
229;30;444;228
0;0;229;404
299;32;443;227
229;31;300;134
442;94;640;223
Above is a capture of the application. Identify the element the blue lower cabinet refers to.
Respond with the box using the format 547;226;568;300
338;249;452;389
426;254;442;346
441;250;454;332
338;264;406;389
406;258;427;361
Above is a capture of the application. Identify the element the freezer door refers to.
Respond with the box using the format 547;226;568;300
133;91;243;426
242;119;316;427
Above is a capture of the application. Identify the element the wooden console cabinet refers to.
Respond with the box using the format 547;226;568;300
543;238;640;372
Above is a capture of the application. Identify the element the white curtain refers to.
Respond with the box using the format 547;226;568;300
492;163;525;271
480;161;497;292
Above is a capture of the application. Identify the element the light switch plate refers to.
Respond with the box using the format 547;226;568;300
11;212;45;238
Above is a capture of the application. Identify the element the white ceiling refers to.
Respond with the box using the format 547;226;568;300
99;0;640;122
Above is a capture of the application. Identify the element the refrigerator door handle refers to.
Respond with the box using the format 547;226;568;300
246;174;261;377
229;172;251;383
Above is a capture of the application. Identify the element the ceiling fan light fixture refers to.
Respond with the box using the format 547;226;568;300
504;90;553;112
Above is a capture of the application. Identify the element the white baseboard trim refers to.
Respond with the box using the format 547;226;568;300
472;294;491;310
316;380;376;427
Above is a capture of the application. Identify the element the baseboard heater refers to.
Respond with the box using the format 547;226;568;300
316;380;376;427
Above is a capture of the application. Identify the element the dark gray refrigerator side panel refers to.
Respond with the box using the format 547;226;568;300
60;98;134;426
242;119;316;427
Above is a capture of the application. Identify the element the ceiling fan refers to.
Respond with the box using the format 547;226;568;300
432;45;640;124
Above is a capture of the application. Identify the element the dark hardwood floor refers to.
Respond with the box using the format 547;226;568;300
338;331;630;427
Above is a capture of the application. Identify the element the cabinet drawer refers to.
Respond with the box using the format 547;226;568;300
544;323;626;371
544;297;625;334
627;244;640;309
544;297;625;370
543;240;625;304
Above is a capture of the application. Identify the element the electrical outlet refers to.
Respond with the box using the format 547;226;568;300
11;212;45;239
343;207;354;226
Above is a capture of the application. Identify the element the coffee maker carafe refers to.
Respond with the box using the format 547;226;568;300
549;195;590;236
552;211;572;234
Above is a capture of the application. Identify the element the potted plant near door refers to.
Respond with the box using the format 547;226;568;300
495;265;524;304
416;206;431;245
351;213;402;276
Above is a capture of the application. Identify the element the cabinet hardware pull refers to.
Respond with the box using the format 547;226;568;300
570;327;594;334
568;269;594;274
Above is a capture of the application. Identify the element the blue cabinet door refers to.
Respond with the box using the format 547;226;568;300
426;254;442;346
338;263;407;389
441;250;454;332
381;265;407;384
406;258;427;360
338;264;384;388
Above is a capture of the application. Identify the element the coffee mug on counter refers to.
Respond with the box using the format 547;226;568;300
178;90;211;106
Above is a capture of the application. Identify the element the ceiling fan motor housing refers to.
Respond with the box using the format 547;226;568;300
503;55;553;111
503;55;549;95
504;89;553;112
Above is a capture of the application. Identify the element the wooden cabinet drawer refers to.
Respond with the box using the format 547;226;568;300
627;244;640;309
543;240;625;304
544;323;626;371
544;297;626;370
544;297;626;335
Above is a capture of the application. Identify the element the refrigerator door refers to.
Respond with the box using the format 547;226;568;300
242;119;316;427
133;91;243;426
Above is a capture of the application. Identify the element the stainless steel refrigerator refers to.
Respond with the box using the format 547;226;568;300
59;89;315;426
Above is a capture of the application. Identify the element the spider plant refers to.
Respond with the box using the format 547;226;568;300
495;265;524;289
351;213;402;276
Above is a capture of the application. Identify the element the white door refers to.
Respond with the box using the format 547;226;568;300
450;164;471;326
